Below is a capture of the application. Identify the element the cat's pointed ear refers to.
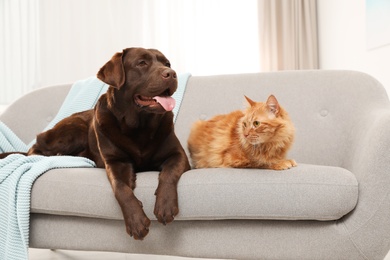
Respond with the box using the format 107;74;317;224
266;95;280;114
244;95;256;107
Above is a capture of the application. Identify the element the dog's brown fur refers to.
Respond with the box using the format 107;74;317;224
17;48;190;240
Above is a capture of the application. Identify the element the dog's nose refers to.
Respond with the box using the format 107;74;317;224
162;69;177;80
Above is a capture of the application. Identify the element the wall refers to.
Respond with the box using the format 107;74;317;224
38;0;259;89
0;0;259;106
318;2;390;259
318;0;390;96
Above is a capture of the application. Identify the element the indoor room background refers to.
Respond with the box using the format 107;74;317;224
1;0;390;259
2;0;390;111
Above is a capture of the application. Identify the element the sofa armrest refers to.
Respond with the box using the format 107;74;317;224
343;110;390;258
0;84;71;144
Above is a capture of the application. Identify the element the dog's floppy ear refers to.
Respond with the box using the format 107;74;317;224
97;51;125;88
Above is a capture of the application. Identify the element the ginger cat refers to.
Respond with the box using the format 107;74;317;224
187;95;297;170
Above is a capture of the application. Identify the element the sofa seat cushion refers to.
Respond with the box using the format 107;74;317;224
31;163;358;221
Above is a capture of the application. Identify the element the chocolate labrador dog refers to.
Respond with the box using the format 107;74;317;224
25;48;190;240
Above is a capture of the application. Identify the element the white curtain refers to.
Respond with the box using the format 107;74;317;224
1;0;319;106
258;0;319;71
140;0;261;76
25;0;260;99
0;0;40;105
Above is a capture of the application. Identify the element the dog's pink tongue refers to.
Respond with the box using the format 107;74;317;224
153;96;176;111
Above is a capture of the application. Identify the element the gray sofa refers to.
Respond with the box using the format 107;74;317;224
1;70;390;260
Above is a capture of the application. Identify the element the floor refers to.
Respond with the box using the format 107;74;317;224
30;248;390;260
29;249;227;260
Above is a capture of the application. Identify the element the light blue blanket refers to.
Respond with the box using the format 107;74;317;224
0;73;191;260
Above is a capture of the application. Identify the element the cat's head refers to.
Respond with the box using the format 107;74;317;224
238;95;294;146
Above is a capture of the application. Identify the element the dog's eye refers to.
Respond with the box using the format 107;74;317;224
165;62;171;68
138;60;147;67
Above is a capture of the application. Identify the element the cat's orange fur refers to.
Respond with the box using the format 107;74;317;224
187;95;297;170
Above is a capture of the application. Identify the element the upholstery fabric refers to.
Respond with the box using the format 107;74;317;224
30;164;357;221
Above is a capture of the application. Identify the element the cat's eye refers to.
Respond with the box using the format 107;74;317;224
253;121;260;127
243;122;247;127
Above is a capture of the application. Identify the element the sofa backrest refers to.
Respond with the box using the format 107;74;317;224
175;70;390;168
1;70;388;168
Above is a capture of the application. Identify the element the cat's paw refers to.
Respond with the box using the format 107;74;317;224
270;159;297;170
289;159;297;167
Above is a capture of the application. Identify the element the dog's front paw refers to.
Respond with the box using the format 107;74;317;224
154;185;179;225
124;213;151;240
123;199;151;240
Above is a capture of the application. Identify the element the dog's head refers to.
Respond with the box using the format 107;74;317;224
97;48;177;114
